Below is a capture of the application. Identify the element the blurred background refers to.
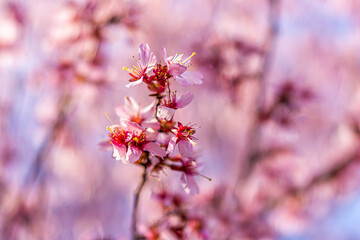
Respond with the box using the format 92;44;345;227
1;0;360;239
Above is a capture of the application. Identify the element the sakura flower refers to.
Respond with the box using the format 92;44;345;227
123;43;157;87
162;48;203;87
115;96;159;129
146;63;172;94
157;91;194;121
167;122;197;158
107;120;166;163
166;156;207;195
180;159;200;195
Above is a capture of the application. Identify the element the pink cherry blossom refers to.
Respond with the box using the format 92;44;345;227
180;159;200;195
162;48;203;87
167;122;197;158
107;120;166;163
123;43;157;87
115;96;158;130
157;91;194;121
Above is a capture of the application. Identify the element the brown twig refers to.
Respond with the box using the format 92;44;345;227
132;166;148;240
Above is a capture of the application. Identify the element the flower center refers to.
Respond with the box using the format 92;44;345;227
130;114;142;125
129;131;147;147
152;64;171;82
107;126;128;146
177;125;196;142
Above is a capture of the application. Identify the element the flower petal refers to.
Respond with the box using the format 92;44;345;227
157;105;176;121
166;137;178;155
126;145;143;163
175;76;193;88
147;53;157;71
181;174;199;195
175;71;203;87
138;43;152;69
115;104;129;119
112;144;127;162
98;140;112;151
144;142;166;157
121;119;143;135
126;96;140;112
126;77;143;88
140;100;155;119
162;47;168;66
176;91;194;108
178;139;193;158
142;119;160;131
145;127;158;141
168;63;187;77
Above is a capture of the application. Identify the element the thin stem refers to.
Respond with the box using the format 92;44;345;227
132;166;148;240
155;95;163;122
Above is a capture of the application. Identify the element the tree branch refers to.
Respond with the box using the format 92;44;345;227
132;166;148;240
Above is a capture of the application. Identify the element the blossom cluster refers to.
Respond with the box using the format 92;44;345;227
106;43;205;194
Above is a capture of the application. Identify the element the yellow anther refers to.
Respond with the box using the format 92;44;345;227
184;52;196;63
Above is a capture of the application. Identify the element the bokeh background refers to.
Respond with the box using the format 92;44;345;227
1;0;360;239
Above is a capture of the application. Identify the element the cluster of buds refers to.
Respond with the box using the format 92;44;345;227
106;43;208;194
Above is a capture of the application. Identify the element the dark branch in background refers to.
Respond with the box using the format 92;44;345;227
261;147;360;217
236;0;281;185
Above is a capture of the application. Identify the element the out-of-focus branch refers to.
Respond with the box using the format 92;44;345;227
1;92;72;240
237;0;281;184
24;94;71;187
132;166;148;240
262;149;360;216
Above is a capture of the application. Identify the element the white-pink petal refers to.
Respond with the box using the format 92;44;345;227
176;91;194;108
126;77;143;88
112;144;127;162
175;71;203;87
167;137;178;155
121;119;143;135
144;127;158;141
178;139;193;158
138;43;157;72
181;174;199;195
147;53;157;71
142;119;160;131
175;76;193;88
168;63;187;77
126;96;140;112
143;142;166;157
115;104;129;119
138;43;149;67
157;105;175;121
140;100;155;120
162;47;168;66
126;145;143;163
